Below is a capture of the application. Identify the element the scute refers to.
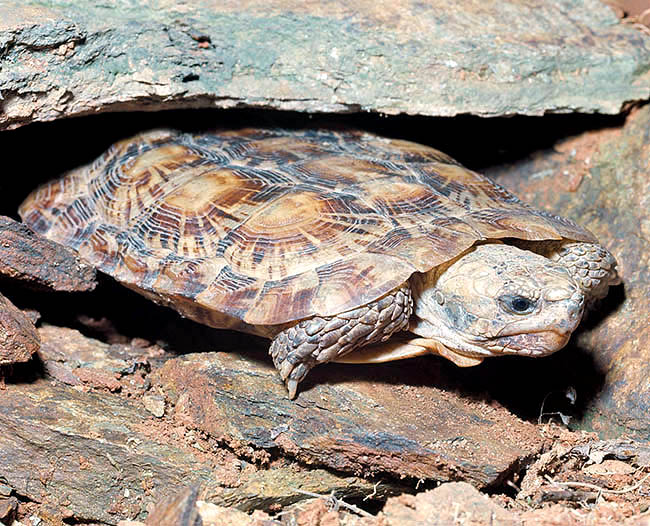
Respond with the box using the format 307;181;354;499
19;128;596;329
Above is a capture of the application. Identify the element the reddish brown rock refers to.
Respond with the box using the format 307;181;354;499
0;496;18;525
142;486;273;526
382;483;519;526
36;324;157;394
144;486;202;526
271;496;376;526
0;291;39;364
153;351;544;487
0;326;398;525
0;215;96;292
117;468;650;526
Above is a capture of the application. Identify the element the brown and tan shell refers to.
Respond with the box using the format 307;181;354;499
19;128;596;337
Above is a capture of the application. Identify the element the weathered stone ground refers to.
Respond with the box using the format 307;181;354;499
1;1;650;525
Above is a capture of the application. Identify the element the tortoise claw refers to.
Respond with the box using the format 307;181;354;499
286;379;299;400
284;363;310;398
279;361;293;381
274;354;307;397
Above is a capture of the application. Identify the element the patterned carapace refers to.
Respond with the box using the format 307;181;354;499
19;128;595;336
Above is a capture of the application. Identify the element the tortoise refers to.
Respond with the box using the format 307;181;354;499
19;128;619;398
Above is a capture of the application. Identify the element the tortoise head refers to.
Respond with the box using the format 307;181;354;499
409;243;585;363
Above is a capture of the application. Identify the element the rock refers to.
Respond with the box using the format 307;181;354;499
143;486;272;526
196;502;271;526
0;376;391;524
36;324;157;394
381;482;519;526
583;459;635;475
0;326;403;525
136;484;522;526
143;394;166;418
152;350;543;487
0;216;96;292
0;291;39;364
144;486;202;526
122;490;273;526
490;104;650;440
275;497;370;526
1;0;649;131
515;428;650;510
570;438;650;467
0;496;18;524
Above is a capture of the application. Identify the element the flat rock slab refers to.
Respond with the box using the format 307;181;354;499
2;0;649;131
153;350;543;487
489;104;650;440
0;216;96;292
0;327;393;525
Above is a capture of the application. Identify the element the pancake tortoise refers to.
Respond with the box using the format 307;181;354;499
19;128;619;398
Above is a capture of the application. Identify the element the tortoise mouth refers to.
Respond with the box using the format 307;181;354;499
471;329;572;357
420;327;572;360
410;317;571;359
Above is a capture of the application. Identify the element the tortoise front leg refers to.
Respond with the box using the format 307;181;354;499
270;283;412;399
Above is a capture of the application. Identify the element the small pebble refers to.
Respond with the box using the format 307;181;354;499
142;394;165;418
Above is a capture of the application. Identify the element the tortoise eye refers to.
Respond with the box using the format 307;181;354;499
499;295;536;315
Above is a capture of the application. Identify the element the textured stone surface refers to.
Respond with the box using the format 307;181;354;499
490;104;650;440
107;439;650;526
382;483;519;526
0;326;401;525
0;291;39;364
1;258;647;524
141;487;272;526
0;215;96;292
1;0;649;131
120;483;521;526
153;350;543;487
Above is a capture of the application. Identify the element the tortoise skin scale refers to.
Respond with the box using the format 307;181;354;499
19;128;595;338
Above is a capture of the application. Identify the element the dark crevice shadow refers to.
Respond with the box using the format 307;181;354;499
2;274;267;356
0;352;46;385
301;341;608;424
579;282;626;333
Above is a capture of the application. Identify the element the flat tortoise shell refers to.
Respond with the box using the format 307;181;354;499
20;128;618;398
